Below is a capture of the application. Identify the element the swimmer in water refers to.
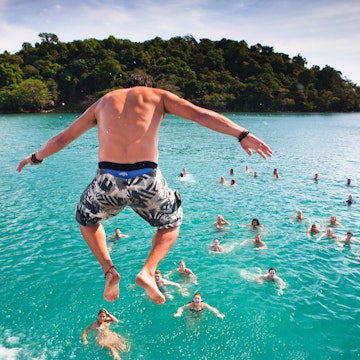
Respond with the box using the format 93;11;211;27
243;218;264;230
329;215;342;227
273;168;281;179
289;210;308;222
107;227;129;252
256;268;286;296
345;194;354;205
155;269;188;299
307;223;321;238
208;238;224;253
214;214;231;230
82;309;127;360
312;173;319;181
165;260;197;283
174;292;225;319
113;228;129;239
336;231;359;247
240;234;267;250
317;228;338;242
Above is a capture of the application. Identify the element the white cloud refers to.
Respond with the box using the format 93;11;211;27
0;0;359;84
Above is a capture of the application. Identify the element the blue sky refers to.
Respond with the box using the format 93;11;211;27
1;0;360;84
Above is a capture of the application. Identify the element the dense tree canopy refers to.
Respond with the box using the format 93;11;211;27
0;33;359;113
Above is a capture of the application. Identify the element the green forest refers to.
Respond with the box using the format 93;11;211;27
0;33;359;113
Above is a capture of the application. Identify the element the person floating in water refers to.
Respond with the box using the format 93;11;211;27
336;231;359;247
155;269;188;299
82;309;127;360
317;228;338;242
17;73;272;305
328;215;342;227
345;194;354;206
214;214;231;230
208;238;224;253
273;168;281;179
289;210;307;222
165;260;197;283
174;292;225;319
240;234;267;250
243;218;264;230
107;227;129;252
307;223;321;238
256;268;286;296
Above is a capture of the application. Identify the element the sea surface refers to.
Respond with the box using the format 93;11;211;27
1;112;360;360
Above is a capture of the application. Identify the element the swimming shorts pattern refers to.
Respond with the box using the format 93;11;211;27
75;167;182;229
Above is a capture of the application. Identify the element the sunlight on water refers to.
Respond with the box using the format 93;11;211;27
1;112;360;359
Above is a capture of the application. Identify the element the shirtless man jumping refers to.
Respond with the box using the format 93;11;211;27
16;74;272;305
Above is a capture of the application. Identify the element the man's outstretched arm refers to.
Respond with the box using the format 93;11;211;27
162;90;272;159
16;104;98;172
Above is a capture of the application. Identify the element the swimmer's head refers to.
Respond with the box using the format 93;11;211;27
97;309;108;322
193;292;203;303
154;269;162;281
252;218;260;226
98;308;107;315
179;260;186;269
255;234;262;242
268;268;276;279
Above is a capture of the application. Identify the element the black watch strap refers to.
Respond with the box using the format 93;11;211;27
31;153;43;164
238;130;250;143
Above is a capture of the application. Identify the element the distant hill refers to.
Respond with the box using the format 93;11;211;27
0;33;359;113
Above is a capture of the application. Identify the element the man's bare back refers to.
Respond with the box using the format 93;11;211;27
94;87;166;164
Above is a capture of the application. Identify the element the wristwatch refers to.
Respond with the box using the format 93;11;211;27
31;153;43;164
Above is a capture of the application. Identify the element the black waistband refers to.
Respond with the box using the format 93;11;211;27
98;161;158;171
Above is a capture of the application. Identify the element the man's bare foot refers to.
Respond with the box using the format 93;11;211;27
104;267;120;302
136;270;165;304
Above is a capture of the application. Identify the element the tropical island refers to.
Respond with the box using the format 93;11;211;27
0;33;359;113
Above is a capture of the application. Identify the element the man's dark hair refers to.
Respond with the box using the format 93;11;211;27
127;74;152;88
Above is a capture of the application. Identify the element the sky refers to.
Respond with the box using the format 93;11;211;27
1;0;360;85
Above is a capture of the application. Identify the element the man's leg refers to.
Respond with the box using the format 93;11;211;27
136;226;180;304
80;223;120;302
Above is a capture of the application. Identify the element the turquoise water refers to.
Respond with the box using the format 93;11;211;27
1;112;360;360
